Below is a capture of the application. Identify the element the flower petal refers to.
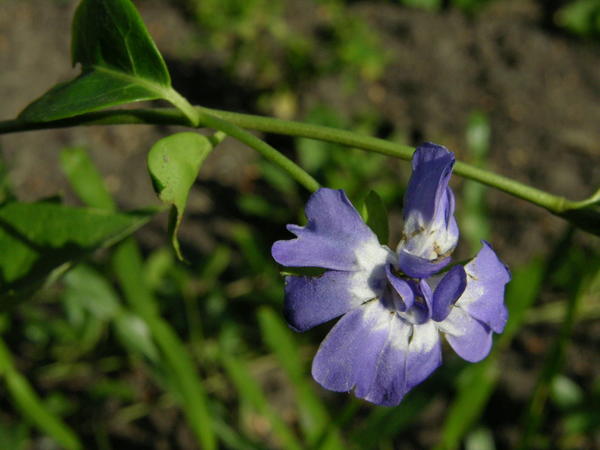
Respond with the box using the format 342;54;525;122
284;269;384;332
312;300;441;406
437;307;493;362
385;265;414;311
398;143;459;269
456;241;510;333
397;250;450;278
311;300;398;395
432;265;467;322
405;321;442;391
403;143;455;230
272;188;381;271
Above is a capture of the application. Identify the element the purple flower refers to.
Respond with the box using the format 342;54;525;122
272;143;510;406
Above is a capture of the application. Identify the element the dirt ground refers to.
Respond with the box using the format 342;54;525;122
0;0;599;448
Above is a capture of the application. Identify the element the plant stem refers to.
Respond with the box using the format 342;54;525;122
0;107;594;213
196;110;320;192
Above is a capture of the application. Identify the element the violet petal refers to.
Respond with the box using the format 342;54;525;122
272;188;380;271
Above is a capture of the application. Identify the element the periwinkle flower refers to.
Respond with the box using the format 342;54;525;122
272;143;510;406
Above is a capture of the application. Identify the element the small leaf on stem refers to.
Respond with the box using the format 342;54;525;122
147;132;214;261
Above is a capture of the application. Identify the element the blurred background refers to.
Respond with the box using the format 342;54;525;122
0;0;599;448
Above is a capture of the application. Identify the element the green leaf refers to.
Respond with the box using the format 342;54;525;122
559;205;600;237
556;0;600;37
258;307;344;449
361;190;389;244
71;0;169;85
0;202;152;306
19;0;171;122
113;312;159;361
0;338;82;450
112;239;216;450
60;147;115;211
221;351;303;450
148;132;214;260
63;265;121;320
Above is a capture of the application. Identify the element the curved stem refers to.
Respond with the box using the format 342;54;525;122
0;106;594;213
196;110;320;193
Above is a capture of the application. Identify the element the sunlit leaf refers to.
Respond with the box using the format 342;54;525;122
19;0;171;122
147;132;213;260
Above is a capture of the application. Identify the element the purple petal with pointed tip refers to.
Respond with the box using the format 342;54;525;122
437;307;493;362
404;143;455;227
399;143;459;263
272;188;379;271
432;265;467;322
456;241;510;333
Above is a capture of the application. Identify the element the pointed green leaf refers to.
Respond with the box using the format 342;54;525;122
0;202;153;306
19;0;171;122
71;0;170;85
362;190;389;244
148;132;213;260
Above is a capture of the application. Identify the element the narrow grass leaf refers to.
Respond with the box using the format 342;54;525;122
112;239;216;450
258;307;344;449
221;352;303;450
518;256;600;449
60;147;115;211
0;338;82;450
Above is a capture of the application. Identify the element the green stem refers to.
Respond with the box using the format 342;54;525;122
163;88;201;126
195;109;320;193
0;107;594;212
198;107;566;212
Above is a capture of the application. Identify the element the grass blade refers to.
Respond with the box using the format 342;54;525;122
112;239;216;450
258;307;345;449
0;338;82;450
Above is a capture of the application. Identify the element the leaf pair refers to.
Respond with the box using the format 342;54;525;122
19;0;215;259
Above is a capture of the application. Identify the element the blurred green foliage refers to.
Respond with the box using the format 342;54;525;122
400;0;600;36
183;0;388;93
1;0;599;449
